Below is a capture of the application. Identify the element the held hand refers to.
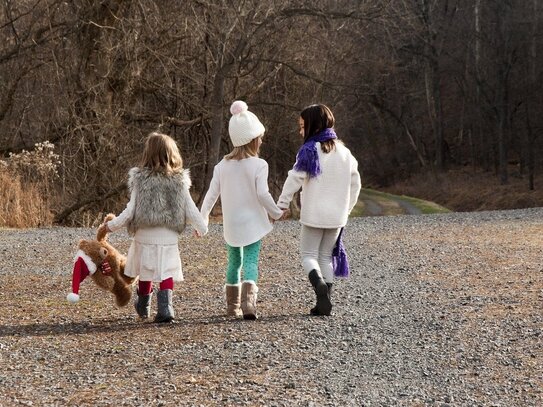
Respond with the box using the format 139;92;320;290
101;260;112;275
97;224;108;237
193;229;202;238
280;209;290;220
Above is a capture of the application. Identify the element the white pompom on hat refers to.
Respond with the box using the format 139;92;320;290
228;100;265;147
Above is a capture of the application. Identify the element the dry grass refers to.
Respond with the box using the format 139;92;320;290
0;171;53;228
385;167;543;212
0;141;58;228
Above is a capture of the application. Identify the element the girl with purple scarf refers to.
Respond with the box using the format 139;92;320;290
277;104;361;316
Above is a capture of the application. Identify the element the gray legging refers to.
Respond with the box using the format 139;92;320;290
300;225;341;284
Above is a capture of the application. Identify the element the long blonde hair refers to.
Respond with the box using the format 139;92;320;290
140;132;183;174
224;137;261;160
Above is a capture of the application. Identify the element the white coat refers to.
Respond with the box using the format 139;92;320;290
277;141;361;228
200;157;284;247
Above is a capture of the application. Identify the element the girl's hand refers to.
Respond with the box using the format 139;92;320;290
101;260;112;275
97;223;110;237
280;209;290;220
193;230;202;238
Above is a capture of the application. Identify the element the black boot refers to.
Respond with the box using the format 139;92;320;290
310;282;333;316
134;290;152;319
154;289;175;323
308;270;332;316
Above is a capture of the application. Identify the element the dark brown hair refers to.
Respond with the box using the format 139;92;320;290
300;104;336;153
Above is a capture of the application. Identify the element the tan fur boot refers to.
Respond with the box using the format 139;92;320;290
241;281;258;320
225;284;242;318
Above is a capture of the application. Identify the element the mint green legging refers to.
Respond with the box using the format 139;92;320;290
225;240;262;284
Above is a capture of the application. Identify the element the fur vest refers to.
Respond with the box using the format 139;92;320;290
127;167;191;235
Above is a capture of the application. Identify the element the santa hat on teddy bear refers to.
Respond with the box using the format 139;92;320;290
66;249;99;303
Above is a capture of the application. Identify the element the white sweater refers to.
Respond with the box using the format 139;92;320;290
200;157;284;247
277;141;361;228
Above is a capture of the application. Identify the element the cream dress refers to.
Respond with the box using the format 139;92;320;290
108;188;207;282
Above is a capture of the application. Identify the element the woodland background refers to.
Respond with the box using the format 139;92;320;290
1;0;543;227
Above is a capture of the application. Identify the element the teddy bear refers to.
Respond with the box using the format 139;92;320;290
66;214;137;306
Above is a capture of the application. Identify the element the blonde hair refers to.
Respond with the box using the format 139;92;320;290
140;132;183;174
224;136;261;160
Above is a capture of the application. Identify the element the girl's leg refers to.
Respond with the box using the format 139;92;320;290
318;228;341;284
226;244;242;285
135;280;153;319
225;245;243;317
300;226;332;316
138;280;153;295
155;276;175;323
240;240;262;320
300;225;324;275
159;277;174;291
241;240;262;283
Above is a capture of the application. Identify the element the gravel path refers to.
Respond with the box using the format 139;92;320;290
361;199;384;216
395;199;422;215
0;209;542;406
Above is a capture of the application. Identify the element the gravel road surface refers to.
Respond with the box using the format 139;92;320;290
0;209;541;406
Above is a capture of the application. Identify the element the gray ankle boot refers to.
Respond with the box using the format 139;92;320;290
134;290;152;319
154;289;175;323
308;270;332;316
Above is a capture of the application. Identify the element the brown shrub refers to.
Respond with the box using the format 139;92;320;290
385;168;543;212
0;142;59;228
0;170;53;228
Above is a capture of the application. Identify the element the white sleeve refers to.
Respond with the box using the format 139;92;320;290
348;156;362;213
185;189;208;235
277;165;307;209
200;165;220;226
107;188;136;232
255;163;284;220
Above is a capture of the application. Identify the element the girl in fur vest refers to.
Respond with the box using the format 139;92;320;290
200;101;284;320
277;104;361;316
101;132;207;323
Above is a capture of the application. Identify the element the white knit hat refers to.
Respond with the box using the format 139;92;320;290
228;101;265;147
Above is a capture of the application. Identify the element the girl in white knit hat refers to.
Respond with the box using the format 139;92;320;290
200;100;284;320
277;104;361;316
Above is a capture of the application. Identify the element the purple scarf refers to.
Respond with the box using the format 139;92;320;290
294;128;337;177
332;227;350;278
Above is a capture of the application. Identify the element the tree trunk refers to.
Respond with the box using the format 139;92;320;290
424;58;444;170
474;0;487;171
495;2;510;185
528;0;539;190
204;71;226;190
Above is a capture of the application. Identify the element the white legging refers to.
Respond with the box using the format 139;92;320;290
300;225;341;284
